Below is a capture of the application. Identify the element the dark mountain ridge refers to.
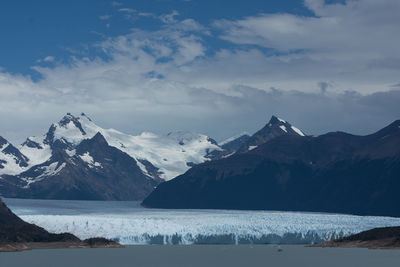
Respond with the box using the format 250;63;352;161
143;119;400;217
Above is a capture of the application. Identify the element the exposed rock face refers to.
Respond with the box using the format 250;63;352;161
143;120;400;217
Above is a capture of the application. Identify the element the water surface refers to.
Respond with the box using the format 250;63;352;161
1;245;400;267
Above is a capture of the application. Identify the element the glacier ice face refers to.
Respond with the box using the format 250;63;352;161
7;199;400;245
19;211;400;245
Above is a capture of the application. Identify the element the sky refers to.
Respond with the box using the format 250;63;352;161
0;0;399;144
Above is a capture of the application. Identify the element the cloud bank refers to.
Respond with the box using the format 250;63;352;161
0;0;399;143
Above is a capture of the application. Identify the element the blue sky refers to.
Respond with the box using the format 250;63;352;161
0;0;314;78
0;0;399;143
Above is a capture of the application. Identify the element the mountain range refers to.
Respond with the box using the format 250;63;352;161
0;113;228;200
143;117;400;217
0;113;303;201
2;112;399;217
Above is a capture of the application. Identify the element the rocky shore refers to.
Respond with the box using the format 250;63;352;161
313;226;400;249
0;197;122;252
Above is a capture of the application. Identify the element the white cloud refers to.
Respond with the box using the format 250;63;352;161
118;8;136;13
159;10;179;24
138;12;156;18
44;56;55;62
37;56;55;63
99;15;112;20
213;0;400;93
0;0;400;144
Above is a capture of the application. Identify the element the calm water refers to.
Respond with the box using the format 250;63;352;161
1;245;400;267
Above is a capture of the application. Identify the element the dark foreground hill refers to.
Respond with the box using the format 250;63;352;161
143;119;400;217
315;226;400;249
0;197;121;252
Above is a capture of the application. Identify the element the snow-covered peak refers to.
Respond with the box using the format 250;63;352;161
19;113;222;180
267;115;287;126
236;115;306;153
267;115;306;136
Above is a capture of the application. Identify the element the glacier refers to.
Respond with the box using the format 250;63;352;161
5;198;400;245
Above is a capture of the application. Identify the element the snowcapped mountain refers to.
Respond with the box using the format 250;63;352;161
17;113;222;181
0;113;307;200
1;132;161;200
143;119;400;217
0;113;224;200
0;136;29;175
210;116;305;159
237;115;306;153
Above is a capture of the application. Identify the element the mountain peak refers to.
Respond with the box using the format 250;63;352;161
59;113;79;125
80;112;92;122
268;115;287;126
236;115;305;153
57;113;87;136
91;132;108;145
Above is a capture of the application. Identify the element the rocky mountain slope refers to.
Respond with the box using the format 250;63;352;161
0;133;161;200
0;197;121;251
213;133;251;159
143;118;400;217
236;115;305;153
0;113;224;200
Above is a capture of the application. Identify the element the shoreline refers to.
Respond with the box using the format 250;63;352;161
312;226;400;250
0;239;123;252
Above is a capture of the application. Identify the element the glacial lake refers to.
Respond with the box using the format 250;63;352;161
4;198;400;245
